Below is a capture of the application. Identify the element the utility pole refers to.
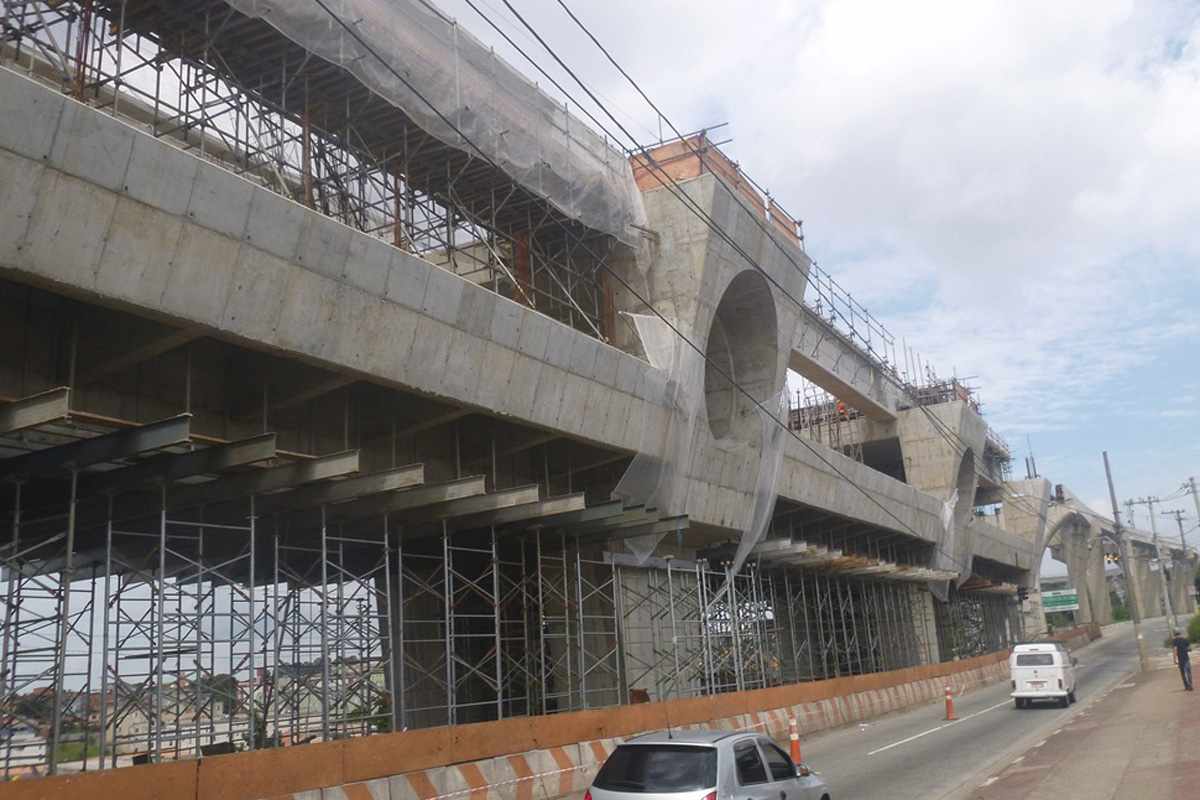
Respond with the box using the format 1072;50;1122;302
1130;496;1178;630
1187;477;1200;606
1186;478;1200;548
1104;452;1148;672
1165;509;1189;548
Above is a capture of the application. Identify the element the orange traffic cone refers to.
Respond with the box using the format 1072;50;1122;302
944;686;956;721
789;716;802;764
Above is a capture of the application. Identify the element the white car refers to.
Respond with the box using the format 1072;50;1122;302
587;730;831;800
1010;641;1078;708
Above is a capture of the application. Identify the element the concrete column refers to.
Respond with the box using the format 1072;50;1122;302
1000;479;1052;639
1057;524;1112;625
1022;592;1047;640
1168;559;1195;618
1130;557;1163;620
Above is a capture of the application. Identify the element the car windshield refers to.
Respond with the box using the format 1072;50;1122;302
1016;653;1054;666
593;745;718;793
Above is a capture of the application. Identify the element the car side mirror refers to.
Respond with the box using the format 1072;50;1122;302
796;764;811;778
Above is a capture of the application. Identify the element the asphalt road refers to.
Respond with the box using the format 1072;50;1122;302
792;617;1169;800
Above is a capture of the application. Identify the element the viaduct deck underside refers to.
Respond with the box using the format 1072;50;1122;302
0;385;1017;778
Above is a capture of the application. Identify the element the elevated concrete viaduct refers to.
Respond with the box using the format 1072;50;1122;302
0;0;1044;784
999;479;1197;632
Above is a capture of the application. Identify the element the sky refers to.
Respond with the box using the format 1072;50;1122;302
430;0;1200;578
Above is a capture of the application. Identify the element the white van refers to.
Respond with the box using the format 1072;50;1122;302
1010;642;1078;708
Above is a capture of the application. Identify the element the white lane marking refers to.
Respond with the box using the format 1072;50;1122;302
982;776;999;787
1013;756;1025;764
1033;739;1046;748
866;699;1012;756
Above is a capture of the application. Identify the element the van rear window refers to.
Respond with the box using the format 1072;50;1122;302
1016;653;1054;666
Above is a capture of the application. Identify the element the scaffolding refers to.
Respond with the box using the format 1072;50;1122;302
0;0;1024;779
1;0;626;342
788;379;864;464
0;402;1018;777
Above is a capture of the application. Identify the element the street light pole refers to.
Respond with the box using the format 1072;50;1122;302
1104;452;1148;672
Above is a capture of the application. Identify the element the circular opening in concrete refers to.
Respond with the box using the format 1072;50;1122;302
704;270;780;441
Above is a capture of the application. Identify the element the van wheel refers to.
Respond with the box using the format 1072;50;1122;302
1068;690;1077;704
1014;698;1024;709
1059;695;1070;708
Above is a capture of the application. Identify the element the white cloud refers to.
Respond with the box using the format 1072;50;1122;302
443;0;1200;444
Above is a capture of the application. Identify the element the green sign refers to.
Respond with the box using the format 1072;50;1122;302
1042;589;1079;612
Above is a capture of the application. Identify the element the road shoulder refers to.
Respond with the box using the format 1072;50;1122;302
962;665;1200;800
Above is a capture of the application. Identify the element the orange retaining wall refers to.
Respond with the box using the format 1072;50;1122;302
5;651;1014;800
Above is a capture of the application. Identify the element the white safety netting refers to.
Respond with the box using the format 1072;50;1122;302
613;313;704;562
729;390;788;574
614;314;787;571
929;486;977;600
223;0;647;246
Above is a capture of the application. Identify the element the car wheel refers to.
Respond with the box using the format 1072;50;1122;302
1014;698;1023;709
1059;695;1070;708
1068;690;1077;704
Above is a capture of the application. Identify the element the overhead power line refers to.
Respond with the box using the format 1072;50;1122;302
526;0;1054;532
302;0;993;578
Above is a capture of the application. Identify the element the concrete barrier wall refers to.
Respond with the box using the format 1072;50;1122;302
4;650;1013;800
1048;623;1101;653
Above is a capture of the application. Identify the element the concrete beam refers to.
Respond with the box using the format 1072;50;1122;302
77;327;201;385
396;409;472;437
789;306;899;422
270;375;357;413
0;414;192;479
0;386;70;434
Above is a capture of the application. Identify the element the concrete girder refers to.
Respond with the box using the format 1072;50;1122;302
76;326;202;386
268;375;358;414
789;306;900;422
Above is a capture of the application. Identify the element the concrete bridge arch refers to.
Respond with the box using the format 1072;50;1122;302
1041;511;1113;626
